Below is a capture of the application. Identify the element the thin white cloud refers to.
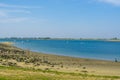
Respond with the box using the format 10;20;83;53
0;3;41;9
0;9;31;18
0;11;7;17
0;17;28;23
97;0;120;5
0;9;31;14
0;9;30;23
0;3;41;23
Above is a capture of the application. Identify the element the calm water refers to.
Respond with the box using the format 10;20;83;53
0;39;120;61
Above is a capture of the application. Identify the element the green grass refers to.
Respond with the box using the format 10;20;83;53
0;66;120;80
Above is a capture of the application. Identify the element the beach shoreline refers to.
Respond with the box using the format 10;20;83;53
0;41;114;61
0;42;120;77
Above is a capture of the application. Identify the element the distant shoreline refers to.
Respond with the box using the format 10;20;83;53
0;37;120;41
106;40;120;42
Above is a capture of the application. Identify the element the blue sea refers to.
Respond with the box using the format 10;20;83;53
0;39;120;61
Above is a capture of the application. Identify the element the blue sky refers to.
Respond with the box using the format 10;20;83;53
0;0;120;38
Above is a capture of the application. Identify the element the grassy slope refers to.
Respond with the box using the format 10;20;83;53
0;66;120;80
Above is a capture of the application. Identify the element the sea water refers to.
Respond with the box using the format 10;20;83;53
0;39;120;61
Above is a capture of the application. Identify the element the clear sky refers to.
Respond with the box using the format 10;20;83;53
0;0;120;38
